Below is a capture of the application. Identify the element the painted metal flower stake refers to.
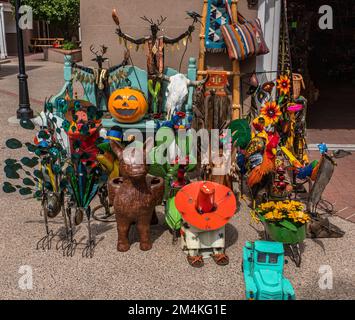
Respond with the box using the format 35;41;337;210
2;99;108;258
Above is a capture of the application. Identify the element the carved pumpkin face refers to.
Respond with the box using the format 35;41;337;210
108;87;148;123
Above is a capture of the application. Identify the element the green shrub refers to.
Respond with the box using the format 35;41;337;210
62;41;77;51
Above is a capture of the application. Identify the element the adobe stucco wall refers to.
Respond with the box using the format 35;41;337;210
80;0;257;69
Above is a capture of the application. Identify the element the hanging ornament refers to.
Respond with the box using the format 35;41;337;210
119;37;122;45
183;37;187;47
136;44;140;52
116;70;123;81
152;44;158;55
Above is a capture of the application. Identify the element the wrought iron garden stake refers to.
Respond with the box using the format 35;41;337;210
83;207;96;258
36;189;55;251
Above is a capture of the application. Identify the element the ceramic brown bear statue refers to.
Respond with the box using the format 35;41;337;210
110;138;164;252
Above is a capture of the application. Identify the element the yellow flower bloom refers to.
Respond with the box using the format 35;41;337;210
259;201;276;212
258;200;309;224
260;101;282;124
277;75;291;96
287;211;310;224
264;209;284;221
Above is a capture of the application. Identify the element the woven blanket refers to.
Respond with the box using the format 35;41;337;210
205;0;231;52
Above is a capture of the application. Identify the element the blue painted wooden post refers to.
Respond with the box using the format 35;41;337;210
63;55;73;95
50;55;73;105
186;57;197;126
46;55;74;154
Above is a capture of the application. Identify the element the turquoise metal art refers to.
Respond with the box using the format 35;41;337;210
50;55;197;132
242;240;296;300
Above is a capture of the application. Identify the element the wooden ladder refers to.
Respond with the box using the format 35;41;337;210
197;0;241;121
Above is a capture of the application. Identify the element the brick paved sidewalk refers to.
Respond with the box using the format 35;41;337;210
0;53;83;111
308;129;355;145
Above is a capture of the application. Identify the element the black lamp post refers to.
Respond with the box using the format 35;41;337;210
15;0;33;120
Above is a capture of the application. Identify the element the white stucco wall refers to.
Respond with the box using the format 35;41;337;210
0;2;14;59
0;3;7;58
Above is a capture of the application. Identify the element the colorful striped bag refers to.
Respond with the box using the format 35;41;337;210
221;1;269;61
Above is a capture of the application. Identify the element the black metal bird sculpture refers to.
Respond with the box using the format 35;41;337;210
186;11;203;25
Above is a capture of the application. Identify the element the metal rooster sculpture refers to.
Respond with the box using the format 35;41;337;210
246;117;280;201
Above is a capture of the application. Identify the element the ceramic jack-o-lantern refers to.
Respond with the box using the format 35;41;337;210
108;87;148;123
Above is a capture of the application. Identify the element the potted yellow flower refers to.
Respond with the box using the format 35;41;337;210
256;200;310;244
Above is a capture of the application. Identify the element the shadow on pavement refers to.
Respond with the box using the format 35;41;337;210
307;83;355;130
0;65;42;79
225;223;238;249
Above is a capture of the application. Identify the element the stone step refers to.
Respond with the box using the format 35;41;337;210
0;59;11;64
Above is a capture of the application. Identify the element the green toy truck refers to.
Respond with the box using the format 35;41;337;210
242;240;296;300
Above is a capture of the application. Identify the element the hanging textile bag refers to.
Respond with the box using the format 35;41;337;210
221;0;269;61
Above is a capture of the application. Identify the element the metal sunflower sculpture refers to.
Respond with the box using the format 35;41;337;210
260;101;282;125
276;75;291;96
